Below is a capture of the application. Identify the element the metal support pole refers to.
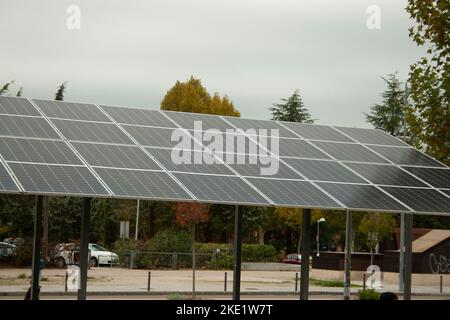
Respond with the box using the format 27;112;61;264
77;198;91;300
316;222;320;257
232;205;242;300
404;213;413;300
363;274;366;291
224;272;227;292
399;213;405;291
147;271;151;291
31;195;43;300
295;272;299;292
440;275;443;294
300;208;311;300
135;199;140;241
344;210;352;300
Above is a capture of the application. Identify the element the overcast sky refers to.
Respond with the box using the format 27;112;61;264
1;0;425;128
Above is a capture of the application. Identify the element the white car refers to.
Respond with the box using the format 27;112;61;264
52;243;119;268
88;243;119;267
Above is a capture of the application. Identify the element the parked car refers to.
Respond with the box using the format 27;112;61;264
51;242;119;268
0;242;16;257
282;253;312;265
88;243;119;267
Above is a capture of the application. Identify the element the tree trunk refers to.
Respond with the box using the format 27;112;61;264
148;205;155;238
297;226;302;254
257;226;265;245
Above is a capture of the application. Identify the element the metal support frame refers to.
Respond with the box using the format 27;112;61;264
31;195;43;300
135;199;140;240
404;213;413;300
343;210;352;300
399;212;405;291
232;205;242;300
300;208;311;300
77;198;91;300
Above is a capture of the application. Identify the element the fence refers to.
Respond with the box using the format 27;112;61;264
111;250;222;269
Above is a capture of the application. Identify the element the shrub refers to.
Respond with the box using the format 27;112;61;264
146;229;191;253
358;289;380;300
113;239;139;267
13;241;33;267
242;244;277;262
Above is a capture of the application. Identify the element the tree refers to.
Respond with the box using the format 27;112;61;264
174;202;210;299
54;81;68;101
365;73;406;137
405;0;450;165
16;87;23;97
161;76;240;116
358;213;395;265
270;90;314;123
0;80;15;95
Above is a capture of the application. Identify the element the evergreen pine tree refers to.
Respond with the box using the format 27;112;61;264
365;73;405;137
55;81;67;101
270;90;314;123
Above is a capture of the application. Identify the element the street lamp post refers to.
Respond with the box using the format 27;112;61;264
316;218;326;257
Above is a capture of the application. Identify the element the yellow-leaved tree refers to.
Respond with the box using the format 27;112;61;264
161;76;240;116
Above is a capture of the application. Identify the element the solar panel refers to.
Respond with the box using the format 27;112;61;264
279;138;331;159
401;167;450;189
229;158;304;179
0;96;40;116
0;115;59;139
0;137;82;165
367;145;445;167
197;132;264;155
9;162;109;196
334;126;408;146
94;168;193;200
0;162;20;192
0;97;449;215
247;178;343;209
165;111;235;132
144;147;235;175
101;105;176;128
173;173;270;205
282;158;366;183
311;141;389;163
122;125;187;148
316;182;409;212
72;142;161;170
51;119;134;144
33;99;111;122
381;187;450;214
280;122;352;142
223;117;298;138
345;163;428;187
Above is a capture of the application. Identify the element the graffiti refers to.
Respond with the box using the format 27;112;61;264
429;254;450;274
366;265;381;289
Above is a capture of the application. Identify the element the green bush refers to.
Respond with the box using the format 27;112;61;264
242;244;277;262
146;229;191;253
357;289;380;300
113;239;139;267
13;241;33;267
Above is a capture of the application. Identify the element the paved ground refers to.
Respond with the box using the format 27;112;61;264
0;267;448;299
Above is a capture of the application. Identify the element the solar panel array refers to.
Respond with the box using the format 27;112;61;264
0;96;449;215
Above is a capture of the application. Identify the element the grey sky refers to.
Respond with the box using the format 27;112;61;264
1;0;425;128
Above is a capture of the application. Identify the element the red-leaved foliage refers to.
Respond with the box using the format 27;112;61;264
175;202;210;228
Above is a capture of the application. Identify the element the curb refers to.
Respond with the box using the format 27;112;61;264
1;290;448;297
